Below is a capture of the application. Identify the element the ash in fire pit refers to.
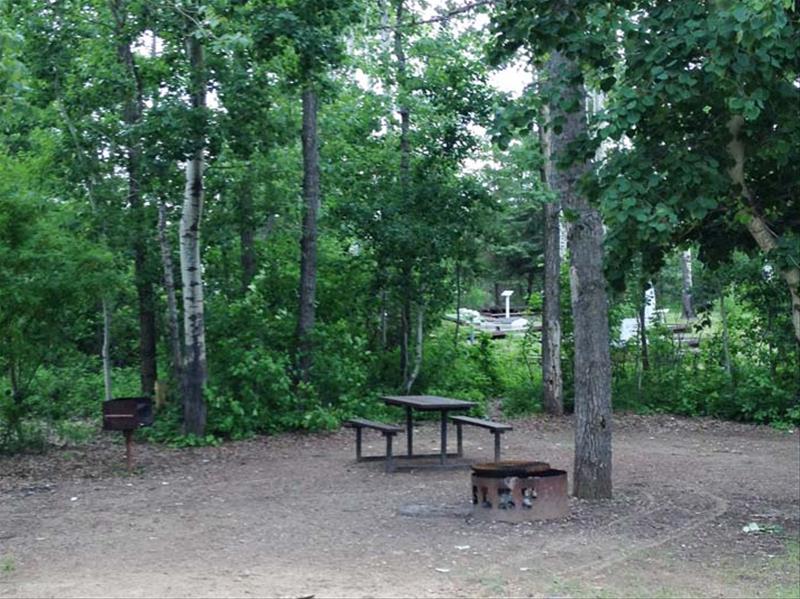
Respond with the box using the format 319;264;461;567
470;460;568;522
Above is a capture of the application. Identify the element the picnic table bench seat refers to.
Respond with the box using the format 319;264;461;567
449;415;513;462
344;418;404;473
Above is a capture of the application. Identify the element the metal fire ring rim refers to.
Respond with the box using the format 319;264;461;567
470;460;551;478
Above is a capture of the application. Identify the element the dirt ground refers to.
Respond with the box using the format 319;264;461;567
1;414;798;598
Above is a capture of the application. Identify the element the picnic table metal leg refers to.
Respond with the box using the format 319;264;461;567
356;427;363;461
440;411;448;465
494;431;502;463
406;406;413;456
456;423;463;457
385;433;395;473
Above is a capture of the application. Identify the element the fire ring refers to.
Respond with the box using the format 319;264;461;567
470;461;569;522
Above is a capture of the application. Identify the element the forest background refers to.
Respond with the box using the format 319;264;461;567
0;0;797;454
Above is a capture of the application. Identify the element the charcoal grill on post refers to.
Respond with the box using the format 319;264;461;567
102;397;154;471
471;460;569;522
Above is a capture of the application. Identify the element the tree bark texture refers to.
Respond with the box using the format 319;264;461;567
681;249;695;320
114;14;158;397
546;51;613;499
180;30;208;436
158;201;183;387
541;102;564;415
726;115;800;344
296;86;321;384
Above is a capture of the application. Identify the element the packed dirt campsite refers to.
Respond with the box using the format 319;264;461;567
1;0;799;598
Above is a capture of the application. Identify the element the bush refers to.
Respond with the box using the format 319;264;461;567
413;328;498;412
611;319;799;427
495;334;542;417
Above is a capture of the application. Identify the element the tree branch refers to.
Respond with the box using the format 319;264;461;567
378;0;496;30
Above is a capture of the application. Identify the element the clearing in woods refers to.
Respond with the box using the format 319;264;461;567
1;414;798;598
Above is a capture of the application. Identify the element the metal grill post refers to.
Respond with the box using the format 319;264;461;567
494;432;502;462
356;427;363;461
456;423;463;457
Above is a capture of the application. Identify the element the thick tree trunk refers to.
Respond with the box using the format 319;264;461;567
180;30;207;436
296;87;321;384
158;201;183;387
546;51;612;499
541;103;564;416
726;115;800;344
115;17;157;397
681;249;694;320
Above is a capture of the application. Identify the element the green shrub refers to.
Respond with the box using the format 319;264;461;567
611;311;799;427
413;328;498;412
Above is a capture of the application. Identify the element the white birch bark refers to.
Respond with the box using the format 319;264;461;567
179;30;207;435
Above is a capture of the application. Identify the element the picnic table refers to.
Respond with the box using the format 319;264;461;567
381;395;476;466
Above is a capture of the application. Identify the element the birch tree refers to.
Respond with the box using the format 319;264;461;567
180;9;208;435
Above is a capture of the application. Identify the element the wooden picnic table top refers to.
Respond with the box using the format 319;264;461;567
380;395;477;411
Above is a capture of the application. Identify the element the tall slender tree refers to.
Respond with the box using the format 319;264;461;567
541;103;564;416
111;0;158;398
248;0;361;385
392;0;416;390
296;84;321;383
180;9;208;435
